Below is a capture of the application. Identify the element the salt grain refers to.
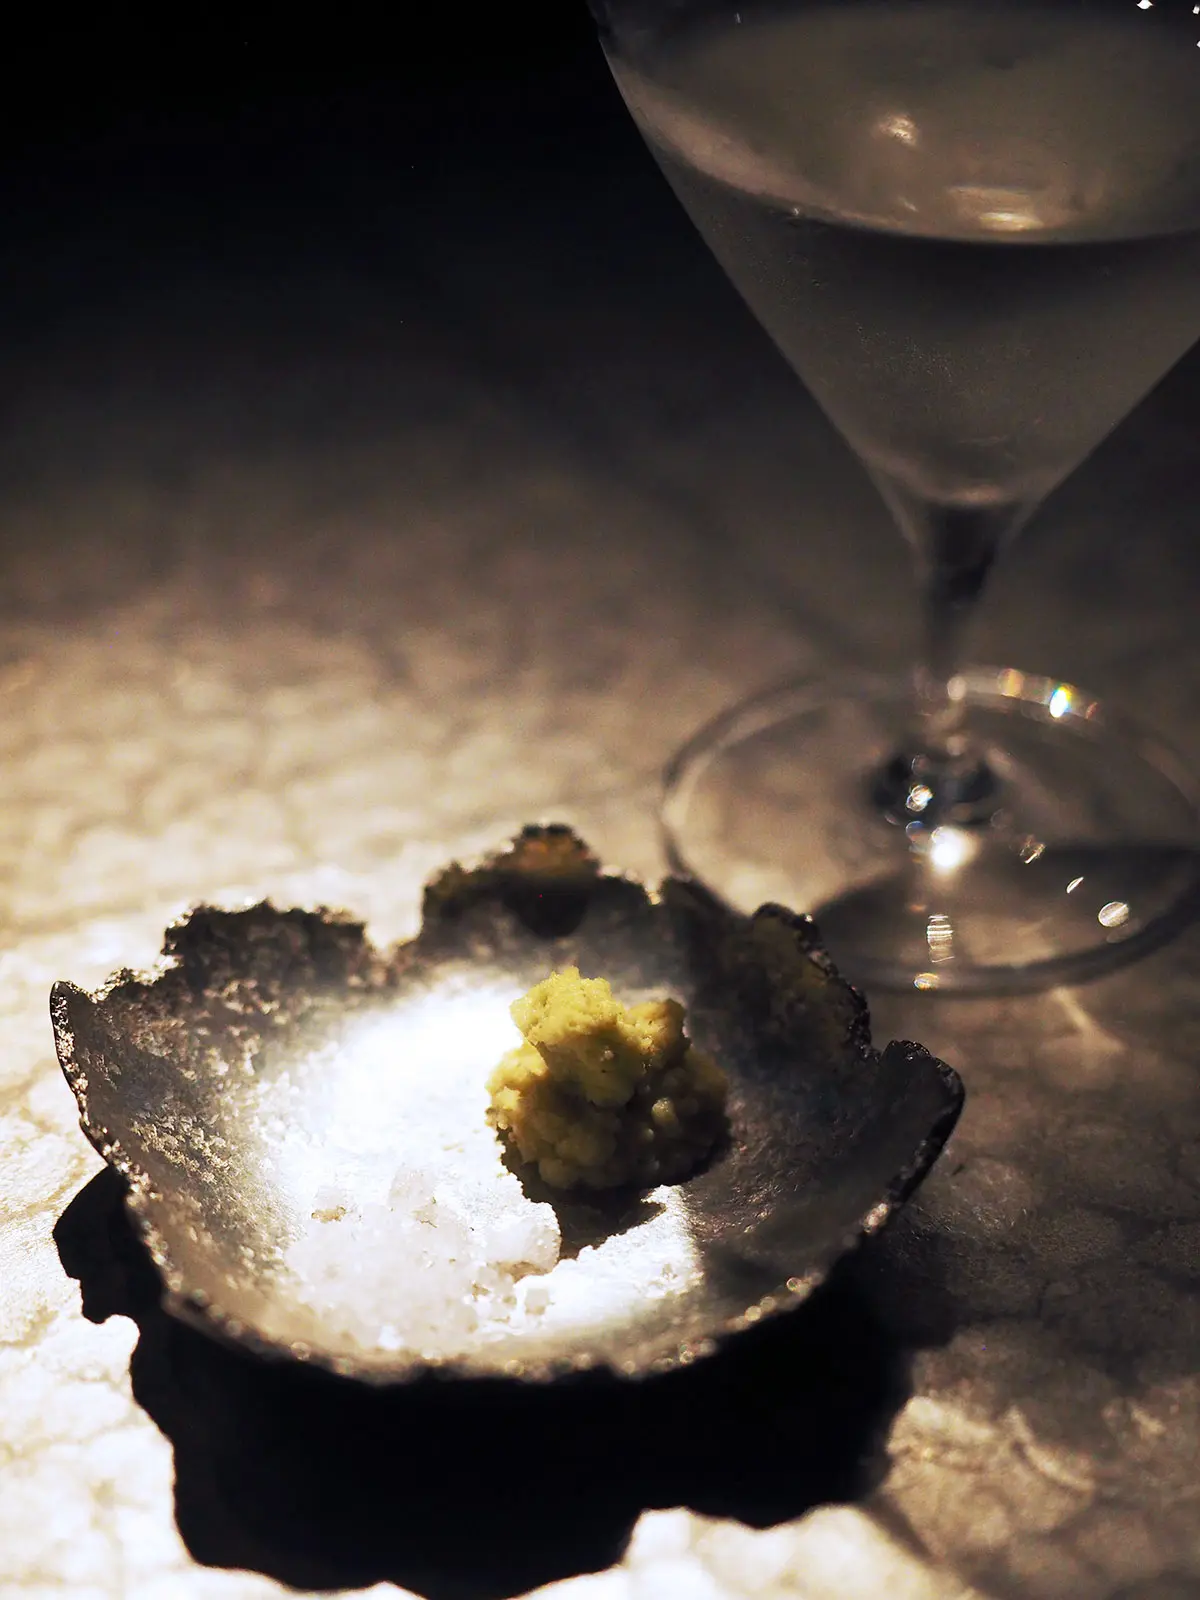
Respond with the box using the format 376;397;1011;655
283;1153;561;1357
267;995;696;1362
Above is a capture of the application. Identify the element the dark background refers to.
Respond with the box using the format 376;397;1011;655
0;5;646;338
0;1;809;564
0;2;1196;672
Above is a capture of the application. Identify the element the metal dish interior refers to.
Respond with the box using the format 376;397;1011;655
51;825;963;1383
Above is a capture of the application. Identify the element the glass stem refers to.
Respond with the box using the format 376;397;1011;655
912;501;1011;765
872;472;1035;823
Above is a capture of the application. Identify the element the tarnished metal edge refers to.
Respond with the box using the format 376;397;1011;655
49;825;965;1387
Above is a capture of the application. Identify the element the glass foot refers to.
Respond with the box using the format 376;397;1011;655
662;667;1200;994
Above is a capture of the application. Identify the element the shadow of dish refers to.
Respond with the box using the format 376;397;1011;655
56;1166;931;1600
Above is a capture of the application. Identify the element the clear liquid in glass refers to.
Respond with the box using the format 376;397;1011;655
614;3;1200;509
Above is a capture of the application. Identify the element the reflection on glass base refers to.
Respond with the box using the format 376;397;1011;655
662;667;1200;995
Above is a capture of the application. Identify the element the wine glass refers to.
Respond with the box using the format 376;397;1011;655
589;0;1200;993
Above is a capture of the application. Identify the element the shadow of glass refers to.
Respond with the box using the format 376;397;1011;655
840;955;1200;1599
56;1165;934;1600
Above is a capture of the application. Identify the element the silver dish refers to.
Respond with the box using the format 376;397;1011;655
51;825;963;1383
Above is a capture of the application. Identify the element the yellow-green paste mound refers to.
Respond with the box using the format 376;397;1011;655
487;966;728;1190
